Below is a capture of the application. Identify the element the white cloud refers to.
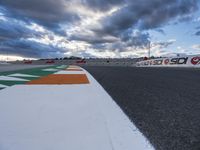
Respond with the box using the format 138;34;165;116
192;44;200;50
0;14;7;21
194;17;200;22
0;55;36;61
26;23;46;33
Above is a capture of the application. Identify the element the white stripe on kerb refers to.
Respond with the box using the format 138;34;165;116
0;84;8;88
0;76;29;81
54;71;85;74
42;68;59;71
8;73;39;78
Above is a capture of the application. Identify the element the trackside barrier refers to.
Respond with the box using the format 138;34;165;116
136;55;200;67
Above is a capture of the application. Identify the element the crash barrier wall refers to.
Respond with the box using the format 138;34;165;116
136;55;200;67
12;59;138;67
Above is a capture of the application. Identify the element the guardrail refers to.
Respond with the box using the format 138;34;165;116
136;55;200;67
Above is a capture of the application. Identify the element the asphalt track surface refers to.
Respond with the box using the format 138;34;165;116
84;66;200;150
0;64;50;72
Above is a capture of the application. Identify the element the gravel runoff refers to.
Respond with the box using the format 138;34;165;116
84;66;200;150
0;64;51;72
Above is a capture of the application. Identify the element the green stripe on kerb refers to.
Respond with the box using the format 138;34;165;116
0;65;69;87
0;65;66;76
0;81;27;86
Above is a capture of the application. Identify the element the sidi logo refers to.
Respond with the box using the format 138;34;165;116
191;57;200;65
170;57;188;65
153;60;163;65
164;59;170;65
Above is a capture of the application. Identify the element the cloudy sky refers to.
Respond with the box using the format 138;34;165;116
0;0;200;60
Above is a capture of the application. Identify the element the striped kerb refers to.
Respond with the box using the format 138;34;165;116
27;74;89;84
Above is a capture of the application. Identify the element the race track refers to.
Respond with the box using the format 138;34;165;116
84;66;200;150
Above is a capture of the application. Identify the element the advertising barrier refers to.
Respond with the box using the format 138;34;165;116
136;55;200;67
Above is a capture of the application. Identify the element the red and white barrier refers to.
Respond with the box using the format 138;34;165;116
137;55;200;67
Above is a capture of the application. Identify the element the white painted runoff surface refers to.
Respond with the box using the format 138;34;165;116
0;76;29;81
0;69;154;150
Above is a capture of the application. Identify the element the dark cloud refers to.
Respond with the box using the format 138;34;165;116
70;33;118;44
195;26;200;30
153;40;176;49
0;39;66;58
90;30;150;52
0;15;66;58
0;0;199;58
0;12;54;57
0;18;42;41
89;0;198;52
97;0;198;35
195;31;200;36
155;29;166;35
121;30;150;48
2;0;198;34
0;0;79;29
91;43;107;50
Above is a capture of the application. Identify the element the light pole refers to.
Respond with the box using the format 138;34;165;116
7;51;8;62
148;41;151;59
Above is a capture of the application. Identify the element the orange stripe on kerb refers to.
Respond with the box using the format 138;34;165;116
27;74;89;84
